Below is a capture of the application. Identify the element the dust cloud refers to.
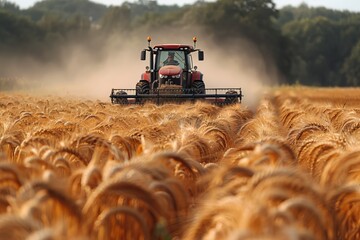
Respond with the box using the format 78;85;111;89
199;38;280;111
1;29;280;110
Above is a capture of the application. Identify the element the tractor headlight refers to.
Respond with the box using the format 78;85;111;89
159;74;180;78
172;74;181;78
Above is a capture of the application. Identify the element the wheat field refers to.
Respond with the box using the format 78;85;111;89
0;88;359;240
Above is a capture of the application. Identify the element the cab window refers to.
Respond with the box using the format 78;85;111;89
157;50;186;70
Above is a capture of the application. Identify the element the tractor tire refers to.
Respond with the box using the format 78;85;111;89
191;80;206;94
136;81;150;94
225;90;239;104
114;91;128;104
136;80;150;104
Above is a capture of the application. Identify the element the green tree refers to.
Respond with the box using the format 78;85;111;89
65;14;91;34
279;5;360;86
342;40;360;86
283;17;340;85
338;15;360;61
101;6;131;34
182;0;291;81
277;3;353;26
0;0;20;13
0;10;42;55
37;13;67;35
27;0;107;22
184;0;278;39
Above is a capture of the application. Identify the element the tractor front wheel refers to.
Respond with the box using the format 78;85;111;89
191;80;206;94
136;80;150;103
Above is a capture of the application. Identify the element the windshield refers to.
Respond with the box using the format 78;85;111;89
157;50;186;70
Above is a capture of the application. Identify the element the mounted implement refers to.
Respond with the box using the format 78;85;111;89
110;37;242;105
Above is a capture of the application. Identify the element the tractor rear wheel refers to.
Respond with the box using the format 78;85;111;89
136;80;150;103
191;80;206;94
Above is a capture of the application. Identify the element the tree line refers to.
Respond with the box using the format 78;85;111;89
0;0;359;86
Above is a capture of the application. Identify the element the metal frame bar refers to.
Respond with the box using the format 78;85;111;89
110;88;243;104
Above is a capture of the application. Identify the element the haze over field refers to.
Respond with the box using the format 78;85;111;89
15;33;269;111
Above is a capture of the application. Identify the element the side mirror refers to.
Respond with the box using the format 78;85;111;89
140;50;146;61
198;51;204;61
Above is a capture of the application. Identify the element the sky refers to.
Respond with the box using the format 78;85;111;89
9;0;360;12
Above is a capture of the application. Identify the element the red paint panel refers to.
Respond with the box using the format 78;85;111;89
191;71;202;81
159;66;182;76
141;72;151;81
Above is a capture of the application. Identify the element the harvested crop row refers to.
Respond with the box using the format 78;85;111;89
0;90;359;240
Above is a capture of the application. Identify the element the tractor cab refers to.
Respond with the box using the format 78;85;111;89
140;38;204;90
157;50;185;69
154;46;191;88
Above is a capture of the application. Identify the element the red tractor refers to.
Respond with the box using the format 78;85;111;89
110;37;242;105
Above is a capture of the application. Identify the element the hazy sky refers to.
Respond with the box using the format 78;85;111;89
11;0;360;12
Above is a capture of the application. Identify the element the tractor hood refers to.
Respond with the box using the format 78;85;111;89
159;65;182;76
